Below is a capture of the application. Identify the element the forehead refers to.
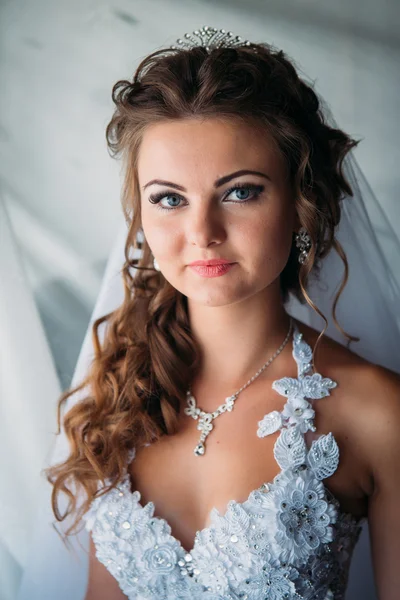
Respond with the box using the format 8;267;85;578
137;117;287;184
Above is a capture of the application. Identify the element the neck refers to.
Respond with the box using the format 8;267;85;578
187;281;293;392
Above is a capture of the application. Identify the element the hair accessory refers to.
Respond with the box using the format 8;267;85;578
185;317;293;456
295;227;312;264
171;25;252;52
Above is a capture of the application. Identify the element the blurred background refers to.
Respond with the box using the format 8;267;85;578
1;0;399;598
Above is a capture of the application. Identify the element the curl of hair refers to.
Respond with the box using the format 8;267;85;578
44;41;361;541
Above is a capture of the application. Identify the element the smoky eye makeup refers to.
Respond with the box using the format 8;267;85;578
148;182;266;211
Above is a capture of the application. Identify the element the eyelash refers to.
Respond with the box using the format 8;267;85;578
148;182;265;212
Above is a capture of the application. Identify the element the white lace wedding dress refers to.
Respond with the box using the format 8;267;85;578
83;323;364;600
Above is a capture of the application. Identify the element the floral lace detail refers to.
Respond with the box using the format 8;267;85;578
236;553;299;600
257;468;338;565
83;322;364;599
257;326;337;438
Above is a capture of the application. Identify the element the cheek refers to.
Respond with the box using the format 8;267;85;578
241;211;294;270
141;216;180;258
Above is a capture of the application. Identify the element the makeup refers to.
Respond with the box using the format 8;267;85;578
189;263;236;277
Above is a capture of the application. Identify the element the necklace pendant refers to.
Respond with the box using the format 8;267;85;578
194;442;205;456
186;317;293;458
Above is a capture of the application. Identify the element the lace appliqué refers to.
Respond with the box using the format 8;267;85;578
257;326;337;438
83;323;363;600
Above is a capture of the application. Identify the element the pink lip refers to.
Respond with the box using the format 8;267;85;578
189;263;236;278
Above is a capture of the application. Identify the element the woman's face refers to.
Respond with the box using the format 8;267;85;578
138;117;297;307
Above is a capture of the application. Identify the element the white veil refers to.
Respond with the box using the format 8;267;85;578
287;106;400;374
17;87;399;600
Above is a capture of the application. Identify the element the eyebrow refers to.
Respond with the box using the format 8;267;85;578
142;169;271;192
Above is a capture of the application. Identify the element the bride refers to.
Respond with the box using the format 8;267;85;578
44;26;400;600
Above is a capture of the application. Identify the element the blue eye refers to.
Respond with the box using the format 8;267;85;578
148;183;264;211
224;183;265;202
149;192;182;210
160;194;181;208
227;187;253;201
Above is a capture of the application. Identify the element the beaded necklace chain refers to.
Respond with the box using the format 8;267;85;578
184;317;293;456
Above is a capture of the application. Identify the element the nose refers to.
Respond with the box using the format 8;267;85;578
186;203;227;248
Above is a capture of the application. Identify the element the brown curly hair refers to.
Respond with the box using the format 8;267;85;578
43;40;361;543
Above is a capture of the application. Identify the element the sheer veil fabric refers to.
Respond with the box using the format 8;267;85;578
286;104;400;373
17;103;399;599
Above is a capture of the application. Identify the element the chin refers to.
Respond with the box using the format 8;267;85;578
186;284;259;308
191;295;239;307
166;270;273;307
172;282;240;307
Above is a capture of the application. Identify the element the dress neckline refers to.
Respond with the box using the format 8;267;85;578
109;319;364;557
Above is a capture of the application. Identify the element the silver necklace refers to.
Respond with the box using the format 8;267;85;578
184;317;294;456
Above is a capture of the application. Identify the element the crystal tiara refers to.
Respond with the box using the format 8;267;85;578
170;25;252;51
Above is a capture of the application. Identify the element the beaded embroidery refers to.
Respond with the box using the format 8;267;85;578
83;323;364;599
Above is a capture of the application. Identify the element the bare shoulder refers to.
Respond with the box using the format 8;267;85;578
297;319;400;406
84;535;128;600
297;319;400;490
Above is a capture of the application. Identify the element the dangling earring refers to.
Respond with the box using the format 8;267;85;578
295;227;312;264
136;227;145;245
153;256;160;271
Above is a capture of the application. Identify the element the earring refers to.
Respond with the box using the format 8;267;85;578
295;227;312;264
136;227;145;245
153;256;160;271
